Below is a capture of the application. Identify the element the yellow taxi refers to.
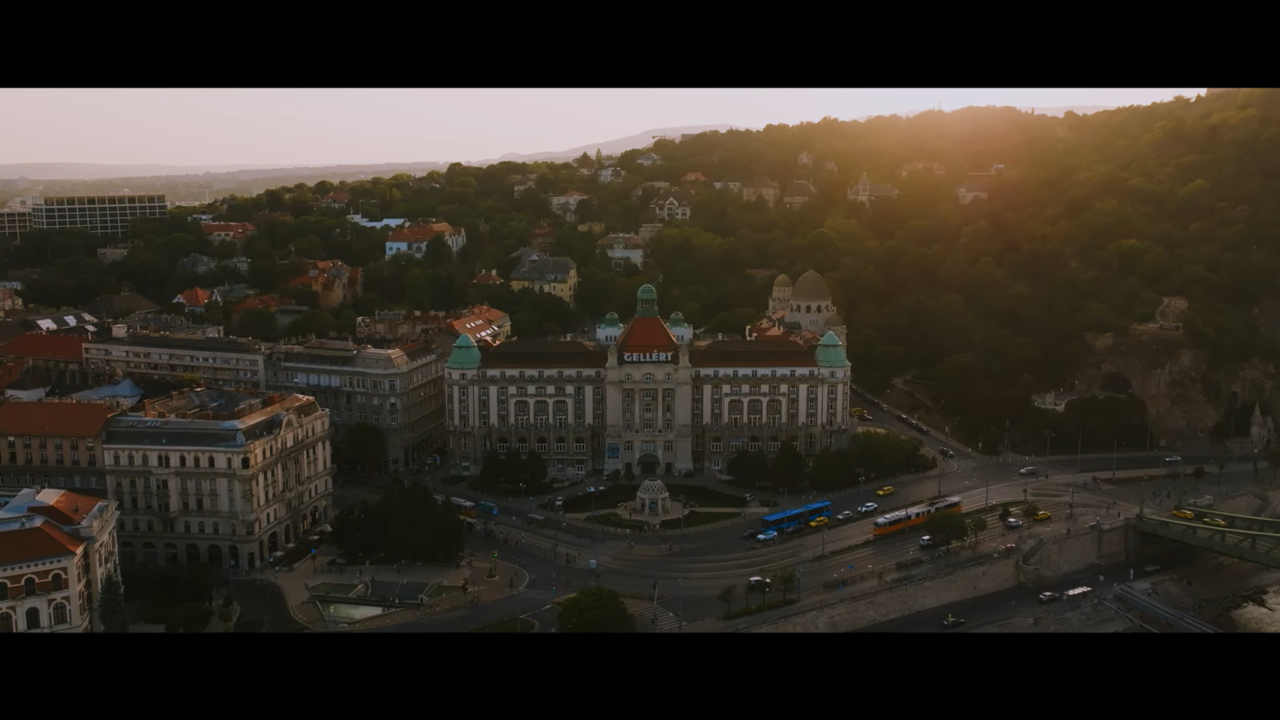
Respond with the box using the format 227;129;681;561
875;486;895;497
1203;517;1228;528
1032;511;1052;521
1171;509;1195;520
809;516;830;528
851;407;866;416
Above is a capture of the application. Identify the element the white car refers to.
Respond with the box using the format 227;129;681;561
858;502;878;514
919;535;933;546
1164;456;1182;463
835;510;854;521
757;530;778;542
554;497;564;507
1019;467;1037;476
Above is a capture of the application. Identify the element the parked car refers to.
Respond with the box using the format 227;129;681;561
858;502;879;513
876;486;895;496
757;530;778;542
1019;467;1038;476
1039;591;1061;604
836;510;855;521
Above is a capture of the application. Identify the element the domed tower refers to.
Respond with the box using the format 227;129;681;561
814;331;848;370
770;273;792;313
636;284;659;317
790;269;834;332
596;311;622;345
668;311;691;345
445;333;481;371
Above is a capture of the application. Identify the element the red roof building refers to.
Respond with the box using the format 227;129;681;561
200;222;258;244
0;399;115;439
472;269;506;286
175;287;213;309
0;332;86;363
231;294;282;317
289;260;361;309
320;192;351;207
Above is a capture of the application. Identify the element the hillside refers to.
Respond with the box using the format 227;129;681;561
5;91;1277;455
473;124;743;164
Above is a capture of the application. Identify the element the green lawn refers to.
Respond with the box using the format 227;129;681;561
425;584;464;600
470;617;535;633
660;511;741;530
585;513;646;531
665;484;749;508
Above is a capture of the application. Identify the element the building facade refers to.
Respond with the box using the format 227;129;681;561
266;339;444;471
444;285;852;479
30;195;168;235
509;254;578;309
0;209;32;236
0;401;114;494
0;487;121;633
596;234;647;270
104;389;334;572
83;334;268;390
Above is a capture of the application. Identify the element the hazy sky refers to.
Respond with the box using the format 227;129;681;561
0;89;1205;167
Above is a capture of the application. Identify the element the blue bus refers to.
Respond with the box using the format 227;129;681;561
759;501;832;532
478;501;498;516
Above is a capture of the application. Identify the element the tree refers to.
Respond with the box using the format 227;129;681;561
716;584;737;617
97;572;128;633
770;442;808;489
774;568;797;600
999;506;1012;522
331;484;463;564
165;602;214;633
556;586;636;633
521;450;548;488
726;450;770;488
922;510;969;548
968;515;988;539
1022;503;1042;520
345;423;388;473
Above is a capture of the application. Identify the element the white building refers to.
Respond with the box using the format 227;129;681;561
0;487;121;633
30;195;168;236
443;284;852;478
104;388;334;572
596;234;646;270
385;221;467;258
550;192;589;221
650;190;693;221
636;153;661;167
597;167;625;183
83;334;269;391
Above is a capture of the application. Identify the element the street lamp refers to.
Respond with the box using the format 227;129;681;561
1044;430;1054;459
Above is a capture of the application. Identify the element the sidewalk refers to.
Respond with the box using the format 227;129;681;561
255;547;526;631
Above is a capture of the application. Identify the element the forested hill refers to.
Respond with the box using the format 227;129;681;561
5;90;1277;452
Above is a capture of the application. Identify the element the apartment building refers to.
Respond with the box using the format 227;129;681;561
0;487;121;632
30;195;168;236
0;209;31;236
266;339;445;471
0;401;114;493
104;388;333;571
82;334;268;390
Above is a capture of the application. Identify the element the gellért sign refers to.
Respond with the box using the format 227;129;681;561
623;351;673;363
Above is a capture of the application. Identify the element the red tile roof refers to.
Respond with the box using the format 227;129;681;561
0;332;85;362
472;271;505;285
29;489;101;525
617;316;677;353
0;400;115;437
0;522;84;565
232;295;280;314
322;192;351;204
389;222;456;242
178;287;211;307
201;222;257;239
681;172;708;182
530;223;556;238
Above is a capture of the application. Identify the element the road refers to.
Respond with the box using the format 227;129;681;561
854;547;1201;632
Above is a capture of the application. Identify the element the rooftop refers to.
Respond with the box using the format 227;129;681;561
86;333;265;355
0;332;86;362
478;341;607;369
104;390;322;448
690;340;818;368
0;400;116;438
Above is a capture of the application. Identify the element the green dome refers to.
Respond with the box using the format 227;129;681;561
814;331;846;368
637;284;658;300
445;333;482;370
601;312;621;328
668;312;688;328
636;284;659;317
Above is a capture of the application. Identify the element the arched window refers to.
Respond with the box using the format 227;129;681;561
162;455;170;467
141;454;149;466
535;437;548;452
0;612;12;633
184;521;191;534
193;455;200;468
113;453;121;465
805;304;812;314
126;454;134;466
208;456;215;468
241;457;250;469
24;608;39;630
198;521;205;534
226;457;233;468
23;577;36;596
52;602;69;626
50;573;65;592
146;519;154;532
212;522;220;535
179;455;187;468
131;519;140;532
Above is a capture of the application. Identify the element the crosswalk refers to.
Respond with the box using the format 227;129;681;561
642;603;684;632
515;587;562;602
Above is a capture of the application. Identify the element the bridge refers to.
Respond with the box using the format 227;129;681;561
1131;506;1280;569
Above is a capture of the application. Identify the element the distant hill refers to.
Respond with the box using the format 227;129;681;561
0;162;298;180
467;124;745;165
856;105;1116;122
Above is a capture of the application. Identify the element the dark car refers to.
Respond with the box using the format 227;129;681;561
939;447;955;459
741;528;760;540
942;616;966;629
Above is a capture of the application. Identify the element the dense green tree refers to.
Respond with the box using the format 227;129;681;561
331;485;463;563
344;423;387;472
922;510;968;548
97;572;128;633
770;442;808;489
556;586;636;633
